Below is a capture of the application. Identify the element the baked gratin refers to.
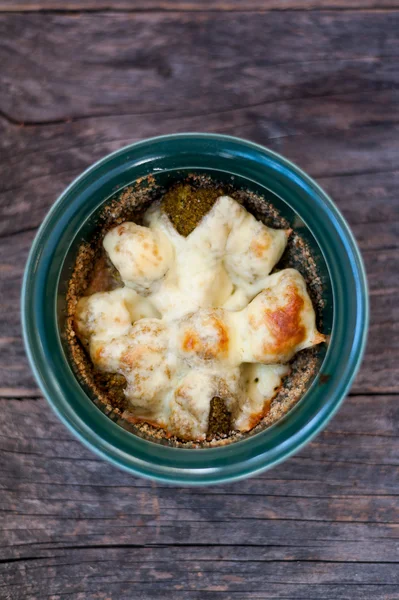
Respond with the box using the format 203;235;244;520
69;181;326;443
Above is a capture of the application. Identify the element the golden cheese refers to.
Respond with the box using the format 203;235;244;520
74;287;160;346
107;195;290;318
243;269;326;364
103;222;174;295
234;364;290;432
224;202;289;308
75;195;325;441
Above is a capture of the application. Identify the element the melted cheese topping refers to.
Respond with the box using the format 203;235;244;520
74;288;160;346
75;195;325;441
243;269;325;363
141;195;288;318
234;364;291;432
224;204;289;308
103;222;174;295
142;197;236;318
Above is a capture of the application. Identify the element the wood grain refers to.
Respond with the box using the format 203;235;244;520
2;93;399;238
0;10;398;397
1;557;398;600
0;395;398;599
1;11;399;123
0;7;398;599
2;1;399;11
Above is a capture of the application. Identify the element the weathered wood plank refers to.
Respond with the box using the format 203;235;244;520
0;10;398;396
0;11;398;123
0;550;398;600
1;93;399;240
1;10;398;232
0;395;398;584
1;1;399;10
0;7;397;600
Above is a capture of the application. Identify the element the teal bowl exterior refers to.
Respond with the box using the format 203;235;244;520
22;134;368;485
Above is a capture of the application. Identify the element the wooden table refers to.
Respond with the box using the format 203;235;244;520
1;2;398;598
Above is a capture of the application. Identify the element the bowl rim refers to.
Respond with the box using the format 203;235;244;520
21;133;369;485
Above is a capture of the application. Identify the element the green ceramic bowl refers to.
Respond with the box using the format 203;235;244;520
22;134;368;485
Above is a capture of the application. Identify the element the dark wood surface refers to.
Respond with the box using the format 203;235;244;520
0;4;398;599
3;1;399;10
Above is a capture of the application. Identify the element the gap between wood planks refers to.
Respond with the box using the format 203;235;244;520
0;552;398;565
1;6;399;14
2;87;399;128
